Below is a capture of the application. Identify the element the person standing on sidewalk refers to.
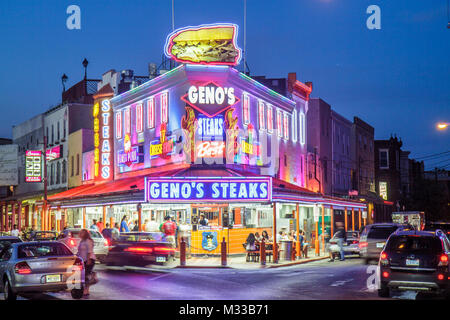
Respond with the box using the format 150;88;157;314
160;216;177;248
77;229;96;297
329;222;346;262
120;215;129;233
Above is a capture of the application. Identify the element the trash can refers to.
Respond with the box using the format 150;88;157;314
281;241;293;261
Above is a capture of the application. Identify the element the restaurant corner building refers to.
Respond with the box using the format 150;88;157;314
29;24;367;256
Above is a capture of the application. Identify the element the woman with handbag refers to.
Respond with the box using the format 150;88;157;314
77;229;96;297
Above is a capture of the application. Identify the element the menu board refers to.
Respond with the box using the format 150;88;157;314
25;150;42;182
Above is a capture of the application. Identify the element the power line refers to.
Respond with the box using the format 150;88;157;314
414;150;450;160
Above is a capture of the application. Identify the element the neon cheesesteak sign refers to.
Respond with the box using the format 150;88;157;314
145;177;272;203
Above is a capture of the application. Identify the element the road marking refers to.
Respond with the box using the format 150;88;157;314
147;273;171;281
330;279;354;287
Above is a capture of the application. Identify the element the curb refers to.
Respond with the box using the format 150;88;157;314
266;256;328;268
175;265;232;269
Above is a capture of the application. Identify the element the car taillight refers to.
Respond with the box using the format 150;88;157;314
69;239;76;247
438;254;449;267
124;247;153;254
352;240;358;244
438;274;445;280
104;239;109;246
380;252;389;266
154;246;175;254
73;257;84;271
382;271;389;278
359;242;368;249
15;261;32;274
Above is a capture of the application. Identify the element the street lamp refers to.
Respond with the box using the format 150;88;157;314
437;122;449;130
61;74;68;92
82;58;88;80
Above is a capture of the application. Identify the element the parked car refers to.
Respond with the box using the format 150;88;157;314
58;228;109;263
28;231;59;241
378;229;450;299
328;230;360;259
359;223;408;264
0;236;22;251
105;232;175;267
0;241;85;300
101;228;120;247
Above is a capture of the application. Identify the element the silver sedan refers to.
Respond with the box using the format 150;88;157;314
0;241;85;300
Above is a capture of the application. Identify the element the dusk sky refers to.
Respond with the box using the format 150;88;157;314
0;0;449;169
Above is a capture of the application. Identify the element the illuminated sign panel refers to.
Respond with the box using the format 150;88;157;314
118;146;144;167
196;141;225;158
46;145;61;161
25;150;42;182
150;123;176;159
145;177;272;203
164;23;242;66
181;81;239;118
93;96;114;181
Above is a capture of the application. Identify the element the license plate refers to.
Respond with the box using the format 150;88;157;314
376;242;385;248
156;256;166;262
406;259;420;266
46;274;62;283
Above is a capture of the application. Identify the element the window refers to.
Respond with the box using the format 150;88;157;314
57;121;60;142
283;113;289;140
76;154;80;176
62;160;66;183
115;112;123;139
51;125;54;144
147;97;155;129
124;108;131;135
71;156;74;177
136;103;143;133
161;91;168;124
267;104;274;133
56;162;60;184
379;149;389;169
276;109;283;138
292;109;298;143
242;93;250;125
299;112;306;145
50;163;54;185
258;100;265;130
63;120;66;138
46;127;49;143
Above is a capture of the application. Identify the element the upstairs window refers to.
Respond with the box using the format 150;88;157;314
161;91;168;124
147;97;155;129
124;108;131;135
283;113;289;140
115;111;123;139
299;112;306;145
136;103;143;133
276;109;283;138
379;149;389;169
242;93;250;125
258;100;265;131
267;104;274;133
292;109;298;143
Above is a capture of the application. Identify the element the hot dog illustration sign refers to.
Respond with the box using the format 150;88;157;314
145;177;272;203
164;23;242;66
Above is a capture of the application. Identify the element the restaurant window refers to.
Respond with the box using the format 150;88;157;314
258;100;265;131
115;111;122;139
147;97;155;129
276;109;283;138
283;113;289;140
161;91;168;124
242;92;250;125
76;154;80;176
379;149;389;169
292;109;298;143
299;112;306;145
136;103;143;133
267;104;273;133
124;108;131;135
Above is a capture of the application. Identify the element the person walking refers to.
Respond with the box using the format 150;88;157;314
90;220;99;232
77;229;96;297
10;224;20;237
96;218;104;233
120;215;129;233
132;220;139;232
160;216;177;248
329;222;346;262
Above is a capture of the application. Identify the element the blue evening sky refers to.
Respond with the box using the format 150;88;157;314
0;0;449;169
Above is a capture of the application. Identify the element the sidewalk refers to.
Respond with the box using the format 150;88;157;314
152;249;328;270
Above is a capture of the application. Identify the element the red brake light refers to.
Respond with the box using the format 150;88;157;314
15;261;32;274
69;239;76;247
154;246;175;254
73;257;84;271
440;255;448;263
382;271;389;278
380;252;388;260
438;274;444;280
124;247;153;254
438;254;449;267
104;239;109;246
359;242;368;248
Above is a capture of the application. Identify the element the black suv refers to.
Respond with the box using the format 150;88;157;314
378;229;450;299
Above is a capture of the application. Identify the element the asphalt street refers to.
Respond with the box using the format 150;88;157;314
33;258;442;300
2;258;444;300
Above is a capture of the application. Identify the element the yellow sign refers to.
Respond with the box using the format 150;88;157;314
150;144;163;156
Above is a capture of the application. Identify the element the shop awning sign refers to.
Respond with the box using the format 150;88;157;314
145;177;272;203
